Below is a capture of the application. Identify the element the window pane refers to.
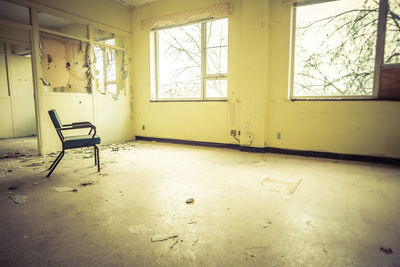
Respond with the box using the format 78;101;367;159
106;49;116;81
94;45;105;93
106;84;117;95
293;0;378;97
206;79;227;98
206;18;228;47
206;19;228;75
38;11;88;39
94;45;117;94
157;23;201;99
206;46;227;74
384;0;400;64
10;43;31;56
0;0;30;24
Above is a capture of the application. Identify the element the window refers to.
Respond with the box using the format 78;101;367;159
152;18;228;100
94;42;117;95
93;28;127;96
291;0;400;99
384;0;400;64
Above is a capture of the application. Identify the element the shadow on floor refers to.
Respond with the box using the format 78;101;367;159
0;136;38;157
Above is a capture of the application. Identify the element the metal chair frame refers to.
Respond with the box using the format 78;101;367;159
47;110;100;177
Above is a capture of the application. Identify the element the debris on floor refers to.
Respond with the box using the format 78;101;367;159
33;182;40;185
0;152;26;160
192;239;199;246
262;221;272;228
260;177;302;195
0;169;13;177
245;251;256;258
186;198;195;204
101;142;135;151
54;187;78;192
80;180;94;186
128;224;151;234
170;238;181;249
260;177;270;186
151;234;178;242
380;247;393;254
8;185;18;191
103;160;118;165
9;195;28;204
24;163;42;167
188;220;197;224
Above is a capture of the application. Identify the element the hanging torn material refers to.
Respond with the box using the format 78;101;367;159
40;33;90;93
93;42;126;96
141;2;231;31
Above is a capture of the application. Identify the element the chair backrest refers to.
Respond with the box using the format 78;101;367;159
48;109;63;129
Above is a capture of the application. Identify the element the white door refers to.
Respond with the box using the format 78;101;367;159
0;40;36;138
0;41;13;138
9;54;36;137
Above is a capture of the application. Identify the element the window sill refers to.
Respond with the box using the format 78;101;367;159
150;99;228;103
290;97;400;102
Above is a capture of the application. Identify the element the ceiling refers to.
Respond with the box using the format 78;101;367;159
112;0;161;8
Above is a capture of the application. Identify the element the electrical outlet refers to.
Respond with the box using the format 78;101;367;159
230;130;237;136
142;125;145;130
276;132;281;139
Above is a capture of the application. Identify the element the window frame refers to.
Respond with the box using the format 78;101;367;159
289;0;400;101
93;38;119;95
151;18;228;102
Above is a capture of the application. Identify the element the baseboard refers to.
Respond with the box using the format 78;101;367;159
136;136;240;150
135;136;399;165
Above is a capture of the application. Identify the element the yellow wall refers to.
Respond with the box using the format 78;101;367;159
267;1;400;158
132;0;400;158
132;0;270;147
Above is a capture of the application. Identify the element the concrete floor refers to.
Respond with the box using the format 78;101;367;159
0;140;399;266
0;136;38;157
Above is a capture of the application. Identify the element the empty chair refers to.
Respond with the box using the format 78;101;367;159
47;109;101;177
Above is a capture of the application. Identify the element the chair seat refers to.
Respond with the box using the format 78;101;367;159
64;135;101;149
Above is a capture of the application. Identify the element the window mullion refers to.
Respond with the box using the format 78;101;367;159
289;6;297;100
154;31;159;100
102;49;107;93
204;74;227;79
372;0;389;97
201;22;206;100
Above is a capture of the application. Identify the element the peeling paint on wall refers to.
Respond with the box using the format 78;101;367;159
40;33;90;93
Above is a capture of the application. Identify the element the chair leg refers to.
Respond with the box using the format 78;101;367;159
95;145;100;172
94;146;97;166
47;150;64;171
47;151;64;177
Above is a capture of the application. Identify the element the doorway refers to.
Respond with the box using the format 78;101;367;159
0;25;38;157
